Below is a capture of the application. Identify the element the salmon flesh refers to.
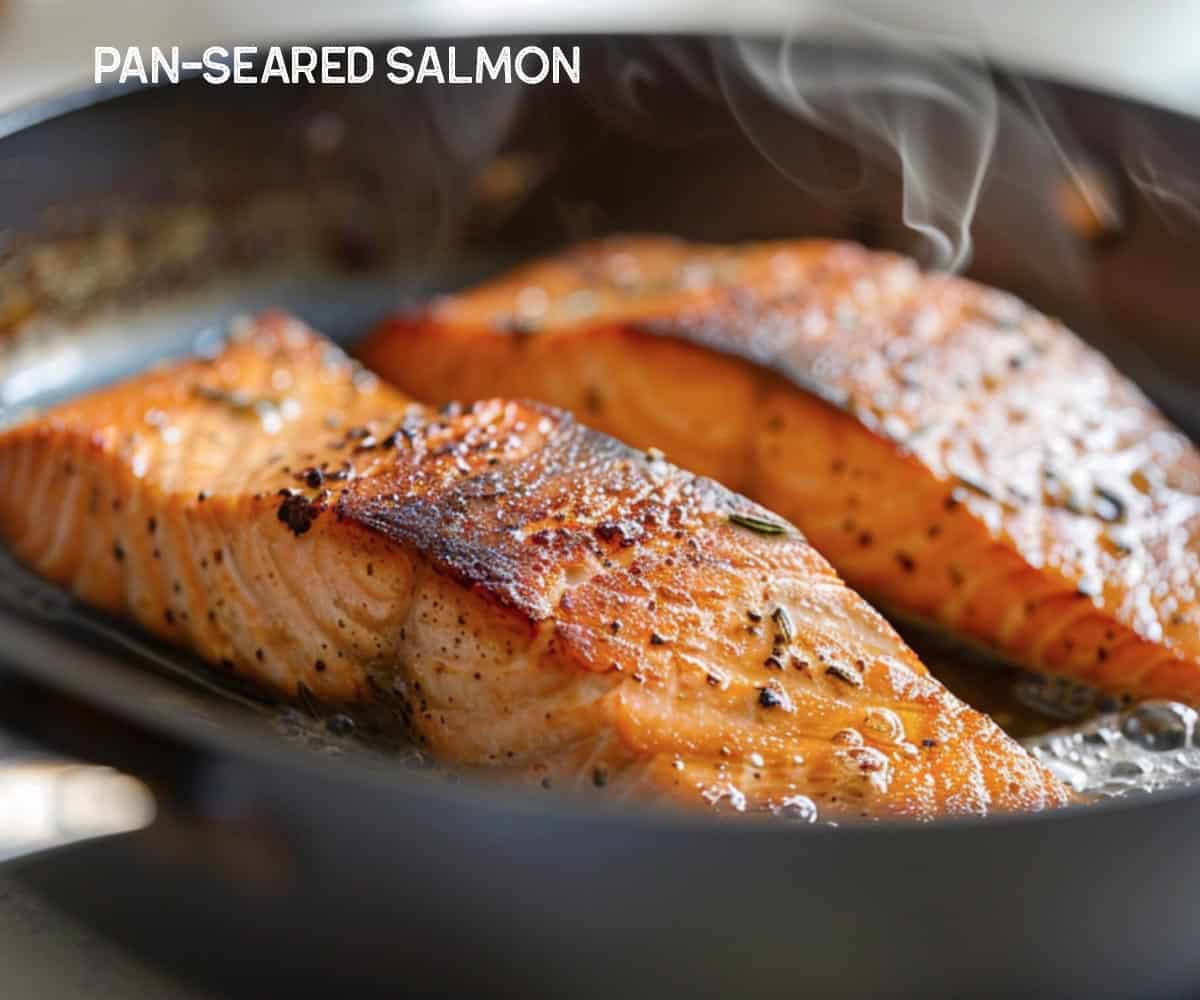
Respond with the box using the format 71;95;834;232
0;313;1067;819
360;236;1200;705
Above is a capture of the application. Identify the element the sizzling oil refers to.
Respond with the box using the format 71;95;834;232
5;538;1190;814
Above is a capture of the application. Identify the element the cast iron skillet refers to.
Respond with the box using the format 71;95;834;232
3;37;1200;999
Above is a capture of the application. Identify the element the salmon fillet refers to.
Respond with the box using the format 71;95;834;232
360;236;1200;705
0;312;1066;818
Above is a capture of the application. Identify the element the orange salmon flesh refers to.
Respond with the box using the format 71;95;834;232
361;235;1200;707
0;313;1068;819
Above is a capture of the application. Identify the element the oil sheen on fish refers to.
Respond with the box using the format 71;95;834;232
0;313;1066;819
360;236;1200;705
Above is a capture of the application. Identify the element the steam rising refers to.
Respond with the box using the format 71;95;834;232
717;16;998;272
1126;124;1200;233
412;28;1183;298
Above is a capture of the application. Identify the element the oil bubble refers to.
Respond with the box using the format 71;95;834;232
1119;701;1196;751
772;795;819;822
863;707;905;744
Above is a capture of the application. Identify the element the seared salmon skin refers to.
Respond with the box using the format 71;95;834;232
360;236;1200;705
0;313;1066;818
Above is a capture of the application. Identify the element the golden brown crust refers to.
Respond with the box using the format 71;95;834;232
336;405;801;624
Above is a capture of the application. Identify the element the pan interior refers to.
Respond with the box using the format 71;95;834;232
4;44;1200;815
2;253;1195;810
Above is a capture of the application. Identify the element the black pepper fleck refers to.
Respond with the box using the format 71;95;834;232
277;493;320;536
758;687;784;709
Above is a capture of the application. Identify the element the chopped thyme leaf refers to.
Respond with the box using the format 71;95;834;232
772;606;795;644
728;512;788;535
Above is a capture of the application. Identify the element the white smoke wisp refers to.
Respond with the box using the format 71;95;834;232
716;12;999;273
1125;125;1200;235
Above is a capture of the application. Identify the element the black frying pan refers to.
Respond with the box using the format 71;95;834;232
3;37;1200;998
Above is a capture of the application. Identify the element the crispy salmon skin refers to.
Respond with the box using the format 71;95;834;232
361;236;1200;705
0;313;1065;819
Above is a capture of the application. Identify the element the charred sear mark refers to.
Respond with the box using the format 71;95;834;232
335;416;774;621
